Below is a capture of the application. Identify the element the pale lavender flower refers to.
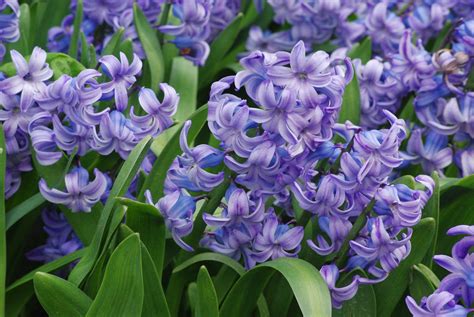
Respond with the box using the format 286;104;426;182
130;84;178;138
39;167;108;212
320;264;360;309
83;0;130;25
402;129;453;174
406;292;470;317
26;209;82;263
307;215;352;256
30;124;63;166
0;47;53;110
146;189;196;251
252;211;303;263
391;31;436;92
455;146;474;177
203;188;265;228
407;4;447;42
246;27;294;53
365;3;405;54
92;110;138;159
99;52;142;112
0;92;42;137
52;115;93;156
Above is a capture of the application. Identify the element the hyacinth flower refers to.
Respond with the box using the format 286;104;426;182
0;47;53;110
39;167;108;213
406;291;471;317
130;84;179;138
0;0;19;60
320;264;360;309
402;128;453;175
99;52;142;111
252;211;304;263
166;120;224;192
365;3;405;54
145;189;196;251
0;92;42;137
26;209;82;264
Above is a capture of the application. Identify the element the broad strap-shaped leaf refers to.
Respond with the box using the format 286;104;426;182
409;264;439;302
101;28;125;57
69;136;152;286
34;272;92;317
333;270;376;317
196;266;219;317
86;234;144;316
68;0;83;59
199;14;243;89
140;105;208;201
422;172;440;268
375;218;436;317
141;244;170;317
220;258;332;317
133;4;165;91
348;37;372;64
6;193;45;230
0;126;6;315
169;57;198;122
338;70;360;125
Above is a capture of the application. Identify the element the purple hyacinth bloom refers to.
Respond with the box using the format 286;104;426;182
320;264;359;309
252;211;303;263
407;4;446;42
434;227;474;306
430;94;474;138
391;31;436;92
406;292;470;317
130;84;178;138
83;0;130;25
52;115;93;156
99;52;142;112
308;215;352;256
456;146;474;177
225;140;281;192
0;92;42;137
403;129;453;174
39;167;108;213
0;47;53;111
0;0;19;61
203;187;265;228
146;189;196;251
30;123;63;166
350;217;412;278
267;41;333;106
167;120;224;192
365;3;405;54
454;20;474;56
246;27;294;53
92;110;138;159
354;58;400;128
26;209;82;264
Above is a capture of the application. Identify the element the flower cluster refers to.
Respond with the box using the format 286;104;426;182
48;0;164;58
145;41;434;308
26;208;82;264
0;0;19;61
159;0;241;66
0;47;178;209
406;225;474;316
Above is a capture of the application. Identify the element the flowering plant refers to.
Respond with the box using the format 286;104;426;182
1;1;474;317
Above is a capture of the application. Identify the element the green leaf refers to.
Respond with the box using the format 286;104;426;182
33;0;70;48
167;252;269;317
196;266;219;317
141;105;208;201
338;71;360;124
7;249;86;292
348;37;372;64
409;264;439;302
0;126;6;315
169;57;198;122
8;4;31;55
69;136;152;286
220;258;331;317
101;28;125;57
134;4;165;90
333;270;376;317
62;204;101;246
47;53;86;80
80;32;90;66
393;175;416;189
375;218;436;317
86;234;144;316
199;14;243;89
34;272;92;317
430;22;452;52
119;39;134;60
140;243;170;317
5;193;45;230
422;172;440;268
125;200;166;278
68;0;83;59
